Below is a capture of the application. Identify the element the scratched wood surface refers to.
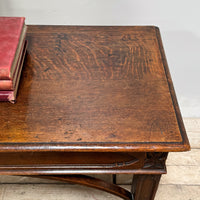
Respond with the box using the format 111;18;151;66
0;26;189;152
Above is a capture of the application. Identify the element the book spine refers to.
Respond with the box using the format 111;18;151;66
0;17;25;79
0;40;27;103
0;39;26;90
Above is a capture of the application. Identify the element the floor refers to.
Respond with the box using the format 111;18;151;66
0;118;199;200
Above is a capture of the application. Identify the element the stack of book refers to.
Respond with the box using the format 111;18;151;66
0;17;27;103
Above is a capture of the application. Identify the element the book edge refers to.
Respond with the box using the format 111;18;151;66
0;39;26;90
0;41;27;103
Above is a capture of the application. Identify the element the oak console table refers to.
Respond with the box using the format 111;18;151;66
0;26;190;200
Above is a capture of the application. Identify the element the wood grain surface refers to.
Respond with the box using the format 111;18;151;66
0;26;190;152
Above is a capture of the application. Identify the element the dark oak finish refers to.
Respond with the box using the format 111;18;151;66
0;26;190;199
132;175;161;200
0;26;190;152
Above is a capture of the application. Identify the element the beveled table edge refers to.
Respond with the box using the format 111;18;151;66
0;141;190;152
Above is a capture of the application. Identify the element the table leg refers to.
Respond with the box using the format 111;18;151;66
112;174;117;184
131;174;161;200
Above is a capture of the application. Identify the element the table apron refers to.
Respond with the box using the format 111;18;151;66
0;152;167;175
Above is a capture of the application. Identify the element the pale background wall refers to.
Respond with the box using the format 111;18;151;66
0;0;199;117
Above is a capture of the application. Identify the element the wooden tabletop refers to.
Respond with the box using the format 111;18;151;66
0;26;190;152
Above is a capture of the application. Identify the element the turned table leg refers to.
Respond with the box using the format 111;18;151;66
131;174;161;200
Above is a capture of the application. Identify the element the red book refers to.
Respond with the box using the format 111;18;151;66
0;41;27;103
0;17;26;80
0;40;25;90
